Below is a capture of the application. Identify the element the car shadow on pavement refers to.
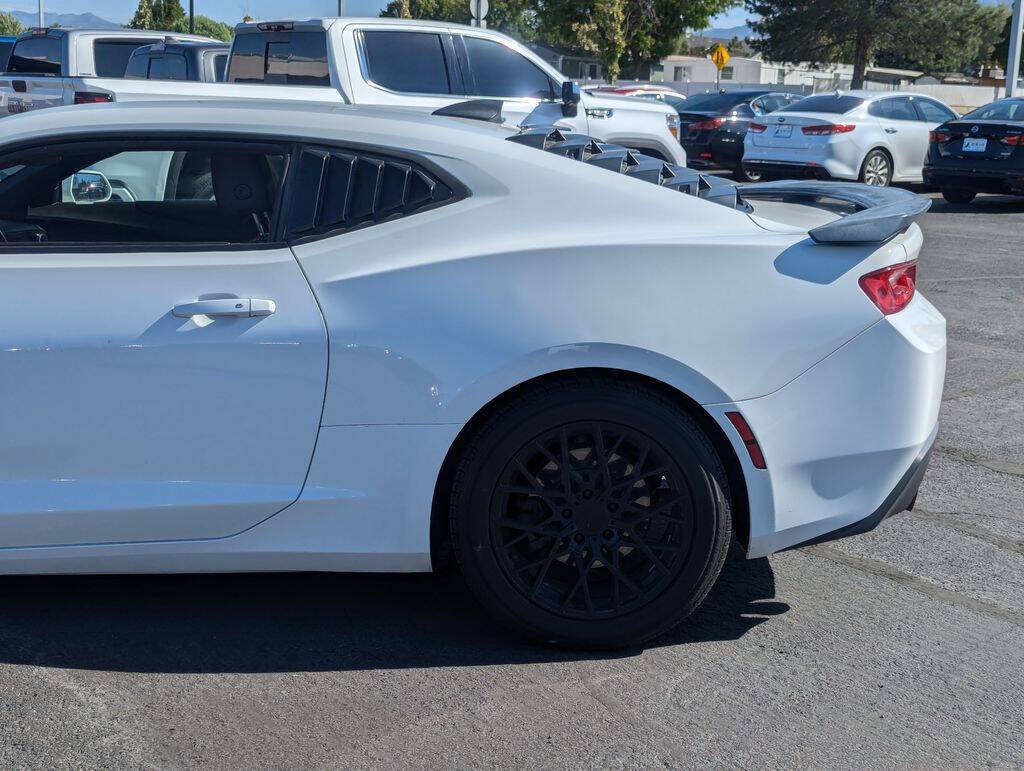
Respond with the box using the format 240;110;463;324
0;545;787;674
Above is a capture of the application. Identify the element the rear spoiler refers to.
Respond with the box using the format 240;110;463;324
738;180;931;244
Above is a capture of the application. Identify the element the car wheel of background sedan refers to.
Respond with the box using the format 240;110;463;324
860;149;892;187
734;164;763;182
941;188;976;204
449;375;732;649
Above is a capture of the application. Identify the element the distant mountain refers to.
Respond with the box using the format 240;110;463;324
3;9;121;29
699;25;755;40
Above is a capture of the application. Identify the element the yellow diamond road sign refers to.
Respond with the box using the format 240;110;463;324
711;43;730;71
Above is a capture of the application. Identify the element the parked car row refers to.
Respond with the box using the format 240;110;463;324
609;85;1022;205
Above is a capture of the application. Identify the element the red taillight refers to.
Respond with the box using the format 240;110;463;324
1000;133;1024;146
725;412;766;470
859;260;917;315
748;122;767;133
74;92;112;105
929;130;951;144
801;123;856;135
691;117;725;131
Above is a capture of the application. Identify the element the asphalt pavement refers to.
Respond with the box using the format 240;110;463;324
1;191;1022;768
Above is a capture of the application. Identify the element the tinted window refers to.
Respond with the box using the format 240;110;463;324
914;99;955;123
7;37;61;75
148;54;188;80
760;94;790;112
124;50;149;79
869;97;917;120
779;94;863;114
361;31;452;94
94;41;148;78
0;40;14;71
463;36;553;99
227;31;330;86
212;52;227;82
664;94;687;111
680;92;765;111
963;99;1024;121
0;143;287;245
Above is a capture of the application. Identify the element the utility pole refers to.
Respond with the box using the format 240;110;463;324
38;0;44;27
1008;0;1023;97
189;0;195;33
337;0;345;15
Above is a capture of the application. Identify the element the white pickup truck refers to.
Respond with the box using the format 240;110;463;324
0;19;686;165
0;27;215;114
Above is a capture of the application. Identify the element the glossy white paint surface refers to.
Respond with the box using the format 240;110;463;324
0;102;945;574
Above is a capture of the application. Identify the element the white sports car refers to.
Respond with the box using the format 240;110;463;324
0;101;944;648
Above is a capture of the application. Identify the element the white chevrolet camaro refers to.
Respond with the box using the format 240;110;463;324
0;101;945;648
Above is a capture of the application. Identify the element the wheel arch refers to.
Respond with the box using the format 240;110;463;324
861;145;895;180
429;367;752;570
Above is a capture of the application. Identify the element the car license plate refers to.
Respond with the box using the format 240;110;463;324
962;138;987;152
775;125;792;137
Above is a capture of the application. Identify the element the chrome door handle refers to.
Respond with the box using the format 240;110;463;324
172;298;276;318
884;127;898;134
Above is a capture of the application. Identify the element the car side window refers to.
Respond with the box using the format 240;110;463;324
914;99;956;123
360;31;453;95
0;141;289;246
94;41;148;78
870;97;916;121
461;36;554;100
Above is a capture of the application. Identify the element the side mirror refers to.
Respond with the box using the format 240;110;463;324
70;170;112;204
561;80;581;105
560;80;581;117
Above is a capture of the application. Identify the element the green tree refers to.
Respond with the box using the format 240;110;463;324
171;14;234;40
380;0;535;37
992;12;1023;71
152;0;186;31
747;0;1007;87
0;10;25;36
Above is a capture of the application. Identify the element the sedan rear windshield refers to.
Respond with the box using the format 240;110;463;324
779;95;864;114
962;99;1024;121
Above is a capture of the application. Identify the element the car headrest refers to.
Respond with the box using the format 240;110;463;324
211;153;271;215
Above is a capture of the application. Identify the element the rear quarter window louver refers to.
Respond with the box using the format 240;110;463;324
284;147;460;240
506;127;746;211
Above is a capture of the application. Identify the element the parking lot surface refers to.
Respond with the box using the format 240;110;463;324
1;191;1021;768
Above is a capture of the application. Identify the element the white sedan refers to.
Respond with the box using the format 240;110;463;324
0;101;944;648
743;90;958;185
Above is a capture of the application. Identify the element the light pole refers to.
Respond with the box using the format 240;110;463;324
189;0;195;33
337;0;345;15
1007;0;1023;97
38;0;44;27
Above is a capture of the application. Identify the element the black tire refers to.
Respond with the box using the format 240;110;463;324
941;188;976;204
734;164;763;182
449;375;732;649
859;149;893;186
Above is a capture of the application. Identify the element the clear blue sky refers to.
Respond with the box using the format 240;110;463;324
4;0;746;29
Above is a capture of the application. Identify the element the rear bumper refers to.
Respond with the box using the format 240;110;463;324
782;425;935;550
742;159;836;180
923;165;1024;194
707;291;946;558
742;140;862;180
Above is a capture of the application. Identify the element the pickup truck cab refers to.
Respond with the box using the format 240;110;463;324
125;39;230;82
0;27;214;114
221;18;685;164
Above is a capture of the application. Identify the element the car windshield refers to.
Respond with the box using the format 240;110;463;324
779;95;864;114
962;99;1024;121
682;92;761;111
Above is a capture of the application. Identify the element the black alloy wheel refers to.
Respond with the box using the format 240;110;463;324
450;375;732;648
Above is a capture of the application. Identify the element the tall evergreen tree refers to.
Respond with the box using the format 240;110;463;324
127;0;155;30
152;0;187;31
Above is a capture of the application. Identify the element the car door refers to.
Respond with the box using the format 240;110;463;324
454;33;587;134
0;137;328;548
870;96;929;180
